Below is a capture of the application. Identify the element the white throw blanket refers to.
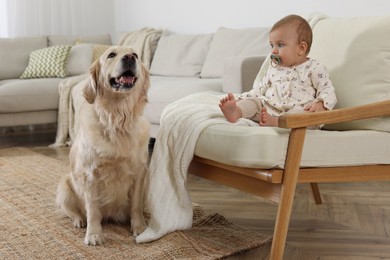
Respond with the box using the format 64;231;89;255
136;92;257;243
50;74;88;147
118;27;163;69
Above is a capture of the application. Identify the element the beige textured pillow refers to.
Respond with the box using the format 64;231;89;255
150;33;213;77
92;44;111;62
309;16;390;132
66;44;94;76
20;45;72;79
200;27;270;78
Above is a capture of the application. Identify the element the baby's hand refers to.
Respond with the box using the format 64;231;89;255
304;101;327;112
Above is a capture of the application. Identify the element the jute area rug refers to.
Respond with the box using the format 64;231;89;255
0;147;271;260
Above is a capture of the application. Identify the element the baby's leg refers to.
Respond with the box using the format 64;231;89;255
259;107;279;126
236;98;262;122
219;93;242;123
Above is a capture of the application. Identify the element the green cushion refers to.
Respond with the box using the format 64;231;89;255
20;45;72;79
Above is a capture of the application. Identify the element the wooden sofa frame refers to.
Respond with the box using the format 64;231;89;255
188;99;390;259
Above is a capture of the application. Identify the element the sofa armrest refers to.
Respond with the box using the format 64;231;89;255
222;56;267;94
278;100;390;129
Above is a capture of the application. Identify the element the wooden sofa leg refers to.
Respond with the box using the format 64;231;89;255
270;176;299;260
310;183;322;204
269;127;307;260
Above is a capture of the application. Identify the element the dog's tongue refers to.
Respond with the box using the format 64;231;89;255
117;76;135;84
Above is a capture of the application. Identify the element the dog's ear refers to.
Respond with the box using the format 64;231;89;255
140;63;150;98
83;59;101;104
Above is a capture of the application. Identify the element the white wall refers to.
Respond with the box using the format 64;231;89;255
114;0;390;35
1;0;115;37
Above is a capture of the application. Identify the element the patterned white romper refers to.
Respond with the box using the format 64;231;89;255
237;58;337;122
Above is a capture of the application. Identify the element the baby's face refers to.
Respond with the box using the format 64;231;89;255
269;25;307;67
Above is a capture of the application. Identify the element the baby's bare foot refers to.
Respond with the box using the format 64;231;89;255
219;93;241;123
259;107;278;127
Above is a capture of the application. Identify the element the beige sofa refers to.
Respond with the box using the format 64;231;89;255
0;34;112;129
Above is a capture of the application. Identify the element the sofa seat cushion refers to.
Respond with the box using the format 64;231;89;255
195;125;390;169
0;78;62;113
145;76;222;124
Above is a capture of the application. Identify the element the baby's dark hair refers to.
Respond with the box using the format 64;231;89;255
271;14;313;54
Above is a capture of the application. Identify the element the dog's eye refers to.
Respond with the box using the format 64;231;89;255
133;53;138;59
108;52;116;59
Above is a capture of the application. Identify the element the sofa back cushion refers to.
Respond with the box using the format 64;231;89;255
309;16;390;132
150;33;213;77
200;27;270;78
0;36;47;80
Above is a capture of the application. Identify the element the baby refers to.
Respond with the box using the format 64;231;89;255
219;14;337;127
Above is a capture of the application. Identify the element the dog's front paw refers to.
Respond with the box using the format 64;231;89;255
131;219;147;237
84;233;105;246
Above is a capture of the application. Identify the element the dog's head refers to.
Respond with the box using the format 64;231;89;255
84;46;149;104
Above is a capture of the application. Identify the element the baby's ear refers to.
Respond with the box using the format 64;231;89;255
299;41;309;55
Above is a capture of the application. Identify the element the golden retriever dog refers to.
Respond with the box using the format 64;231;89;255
56;46;150;246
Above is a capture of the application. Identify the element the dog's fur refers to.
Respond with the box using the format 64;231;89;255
56;46;150;246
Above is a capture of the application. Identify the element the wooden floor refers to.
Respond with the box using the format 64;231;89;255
1;128;390;259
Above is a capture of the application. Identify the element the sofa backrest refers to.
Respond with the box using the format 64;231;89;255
0;36;47;80
0;34;112;80
48;34;112;46
54;34;112;76
150;33;213;77
309;15;390;132
200;27;270;79
148;27;270;79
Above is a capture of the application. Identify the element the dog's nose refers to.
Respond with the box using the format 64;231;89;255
121;54;137;72
122;54;136;62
